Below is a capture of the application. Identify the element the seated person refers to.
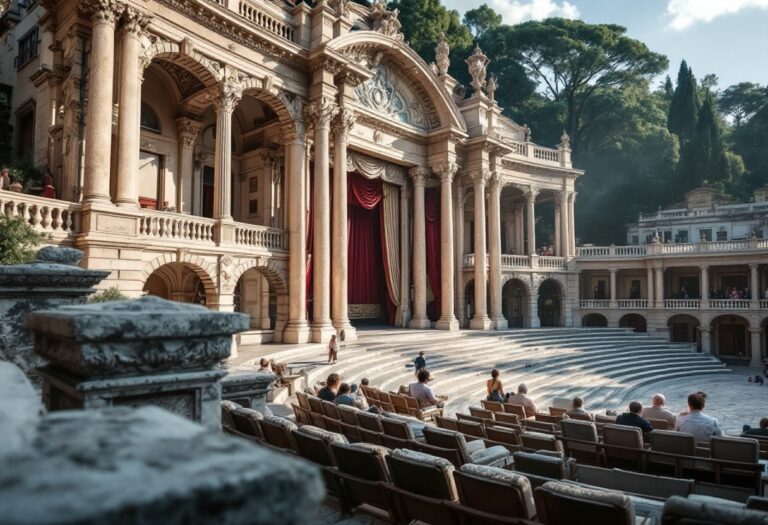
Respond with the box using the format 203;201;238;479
317;373;340;402
334;383;357;407
616;401;653;434
351;382;369;409
506;383;537;415
257;357;286;386
408;369;446;408
641;393;676;427
565;396;592;419
743;417;768;437
675;393;722;444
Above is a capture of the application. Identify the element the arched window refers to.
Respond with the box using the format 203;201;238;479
140;103;161;133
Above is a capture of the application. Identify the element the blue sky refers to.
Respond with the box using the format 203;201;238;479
442;0;768;89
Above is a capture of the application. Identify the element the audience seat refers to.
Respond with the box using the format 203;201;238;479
258;414;298;452
220;399;239;431
306;395;327;428
380;416;418;449
549;407;567;418
525;420;558;434
521;431;563;454
404;394;443;421
505;403;529;420
573;464;694;500
560;419;601;465
661;495;768;525
335;404;363;442
513;451;572;489
356;410;384;445
320;400;343;433
469;407;496;422
423;426;512;468
648;430;696;476
494;412;522;427
436;415;460;431
229;406;264;442
454;463;538;521
486;425;523;449
595;414;616;425
647;418;670;431
482;400;506;413
329;441;396;521
602;424;645;470
293;425;347;493
457;419;487;439
534;480;637;525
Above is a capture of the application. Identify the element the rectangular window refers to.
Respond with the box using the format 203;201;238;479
676;230;688;243
645;234;654;244
15;27;39;70
249;177;258;193
716;231;727;241
663;230;672;243
631;235;639;245
699;229;712;242
249;199;258;215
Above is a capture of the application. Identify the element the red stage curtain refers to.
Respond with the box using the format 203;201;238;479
306;169;314;318
425;188;441;320
348;175;383;209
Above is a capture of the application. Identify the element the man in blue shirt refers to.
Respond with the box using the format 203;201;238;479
413;351;426;374
616;401;653;434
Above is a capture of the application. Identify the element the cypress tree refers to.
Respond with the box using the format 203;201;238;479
690;93;729;184
663;75;674;100
667;61;699;141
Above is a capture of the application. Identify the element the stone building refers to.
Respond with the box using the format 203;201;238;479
0;0;765;366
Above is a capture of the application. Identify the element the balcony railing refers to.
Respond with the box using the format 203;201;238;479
0;190;80;239
708;299;750;310
761;300;768;309
237;0;295;42
639;201;768;221
234;223;286;251
580;300;609;308
617;299;647;309
464;253;567;270
500;254;529;268
578;298;768;310
664;299;701;309
577;239;768;259
139;210;216;244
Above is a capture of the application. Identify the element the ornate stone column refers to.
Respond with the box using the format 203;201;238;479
212;81;242;221
470;169;491;330
115;8;148;208
409;167;430;329
283;122;310;344
330;107;355;340
176;118;203;214
454;183;464;326
305;97;338;343
609;268;618;308
750;263;759;309
568;191;576;255
700;265;710;308
654;266;664;308
553;203;561;256
646;267;654;305
488;172;506;329
749;327;762;367
560;189;570;257
83;0;120;204
259;275;271;330
699;327;711;353
515;207;524;254
399;180;411;327
434;162;459;331
525;188;538;255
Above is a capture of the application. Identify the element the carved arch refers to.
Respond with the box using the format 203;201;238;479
141;252;218;296
230;256;289;295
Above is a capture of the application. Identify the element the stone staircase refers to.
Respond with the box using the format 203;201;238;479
233;328;731;415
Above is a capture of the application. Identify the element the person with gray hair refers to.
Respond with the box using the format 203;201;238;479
506;383;537;415
641;393;676;428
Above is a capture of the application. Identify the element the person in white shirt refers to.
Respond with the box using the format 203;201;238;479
506;383;537;416
641;393;677;428
675;393;722;444
408;369;445;408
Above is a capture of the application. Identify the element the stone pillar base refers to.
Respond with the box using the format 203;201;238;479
469;317;493;330
492;317;508;330
436;317;460;331
409;318;432;329
311;322;336;343
332;321;357;342
283;321;311;344
530;318;541;328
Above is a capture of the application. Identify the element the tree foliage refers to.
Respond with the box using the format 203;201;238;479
718;82;767;127
0;216;44;265
667;60;699;141
88;287;129;303
463;4;501;38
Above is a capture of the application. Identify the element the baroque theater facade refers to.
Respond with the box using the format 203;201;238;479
1;0;766;365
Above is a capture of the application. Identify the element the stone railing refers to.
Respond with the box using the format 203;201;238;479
533;146;560;163
580;299;609;309
0;190;80;240
464;253;567;271
639;201;768;221
536;256;566;269
138;210;216;244
507;141;528;156
664;299;700;309
577;239;768;259
617;299;648;309
761;300;768;309
234;223;286;251
237;0;295;42
709;299;750;310
501;254;529;268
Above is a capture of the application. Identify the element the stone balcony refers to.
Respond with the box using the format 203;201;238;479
576;239;768;260
463;253;568;272
578;298;767;311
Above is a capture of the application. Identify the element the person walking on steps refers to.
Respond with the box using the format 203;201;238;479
328;334;338;364
414;351;426;375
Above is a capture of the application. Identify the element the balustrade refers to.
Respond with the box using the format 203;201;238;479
237;0;295;42
616;299;647;309
0;190;80;238
501;254;529;268
234;223;286;251
761;300;768;309
708;299;750;310
138;211;216;244
536;256;566;269
533;146;559;163
580;299;609;308
664;299;700;309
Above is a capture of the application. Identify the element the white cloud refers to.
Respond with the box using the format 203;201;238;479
666;0;768;30
488;0;580;25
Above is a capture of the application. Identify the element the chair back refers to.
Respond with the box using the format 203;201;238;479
258;415;298;451
221;400;239;430
436;415;459;431
567;412;593;422
391;394;410;414
594;414;615;425
559;420;600;464
230;407;264;440
573;464;693;500
386;448;459;500
366;388;380;401
549;406;567;417
411;441;465;467
534;481;634;525
710;436;759;463
535;413;562;424
482;399;505;413
469;407;495;421
648;418;670;430
521;431;562;453
321;400;341;420
525;420;557;434
661;495;768;525
307;395;324;414
356;410;384;432
457;419;486;439
505;403;528;419
513;451;569;484
336;404;359;425
457;413;486;425
296;391;311;410
454;464;536;520
494;412;520;426
486;426;522;447
649;430;696;456
293;425;347;466
602;424;644;467
380;416;415;440
331;441;391;481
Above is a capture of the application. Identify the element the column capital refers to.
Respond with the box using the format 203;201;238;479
433;160;460;184
409;166;429;187
748;326;762;334
470;168;492;187
488;171;503;191
699;264;710;270
749;262;759;269
524;186;539;203
331;107;356;141
84;0;123;25
176;117;204;149
567;191;576;202
304;96;338;128
120;6;151;37
609;268;618;274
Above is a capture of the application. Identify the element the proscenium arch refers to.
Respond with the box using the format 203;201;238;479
326;31;467;133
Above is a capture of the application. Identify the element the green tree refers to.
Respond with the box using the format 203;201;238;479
667;60;699;141
498;18;667;156
88;287;128;303
463;4;502;38
0;216;44;265
718;82;767;128
684;93;731;187
732;101;768;189
663;75;674;100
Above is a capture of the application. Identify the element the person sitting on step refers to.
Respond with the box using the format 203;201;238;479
486;369;506;403
616;401;653;434
506;383;537;415
565;396;592;420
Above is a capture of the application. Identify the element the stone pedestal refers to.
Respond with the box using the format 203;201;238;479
26;296;249;428
221;371;276;414
0;247;109;387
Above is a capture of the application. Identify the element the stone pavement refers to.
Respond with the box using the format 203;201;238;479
614;367;768;435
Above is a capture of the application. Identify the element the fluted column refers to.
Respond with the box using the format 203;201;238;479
646;267;654;305
700;265;710;308
213;81;242;221
330;107;355;340
399;180;411;327
306;97;338;343
750;263;759;309
283;122;310;344
409;167;430;328
435;161;459;331
525;188;538;255
568;191;576;255
454;183;465;326
515;208;524;254
654;267;664;308
554;204;561;256
560;189;570;257
83;0;120;204
176;118;203;213
488;172;506;329
609;268;618;308
470;169;491;330
115;8;148;207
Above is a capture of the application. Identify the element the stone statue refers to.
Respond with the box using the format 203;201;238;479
486;74;497;101
435;33;450;76
373;3;403;40
523;125;532;142
559;130;571;149
465;44;490;94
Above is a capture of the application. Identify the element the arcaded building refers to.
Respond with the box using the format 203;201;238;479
1;0;766;365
